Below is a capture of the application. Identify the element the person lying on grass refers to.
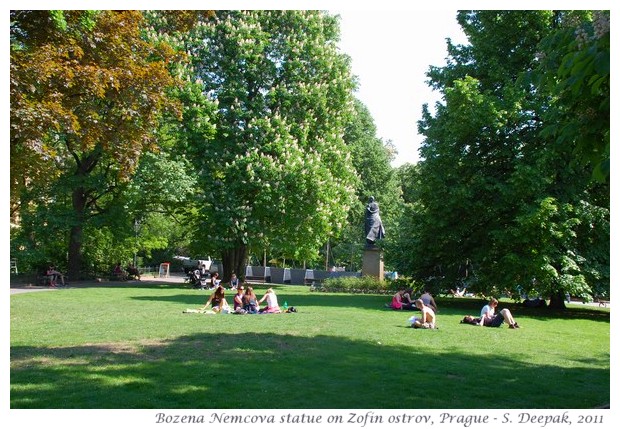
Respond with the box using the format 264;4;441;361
478;297;520;329
460;315;481;325
409;299;437;329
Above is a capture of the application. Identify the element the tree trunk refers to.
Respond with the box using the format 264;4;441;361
548;291;567;310
221;244;248;283
68;186;87;280
68;224;83;280
66;145;103;280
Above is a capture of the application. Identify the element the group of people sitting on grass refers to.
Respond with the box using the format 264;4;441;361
388;288;438;312
388;288;521;330
186;285;285;314
386;288;439;329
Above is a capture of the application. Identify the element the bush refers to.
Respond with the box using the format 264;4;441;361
388;276;423;293
315;276;384;293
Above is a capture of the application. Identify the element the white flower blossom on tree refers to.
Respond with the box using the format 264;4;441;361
182;10;358;276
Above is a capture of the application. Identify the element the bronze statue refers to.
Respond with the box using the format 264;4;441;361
365;196;385;247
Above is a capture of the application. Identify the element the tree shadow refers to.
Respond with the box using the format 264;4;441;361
436;297;610;322
63;280;191;290
10;332;609;409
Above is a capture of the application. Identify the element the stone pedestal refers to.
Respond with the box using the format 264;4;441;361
362;247;384;280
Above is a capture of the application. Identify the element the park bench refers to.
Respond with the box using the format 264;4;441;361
36;274;54;286
109;272;128;281
36;274;68;286
244;275;266;284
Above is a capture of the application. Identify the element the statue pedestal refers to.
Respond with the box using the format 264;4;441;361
362;247;384;280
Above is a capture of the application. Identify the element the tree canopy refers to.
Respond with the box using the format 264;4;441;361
11;10;187;277
10;10;609;309
395;10;609;306
176;10;359;279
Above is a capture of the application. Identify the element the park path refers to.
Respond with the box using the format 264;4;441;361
9;273;187;295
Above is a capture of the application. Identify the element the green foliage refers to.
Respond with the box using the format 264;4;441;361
318;276;422;294
80;227;134;276
319;276;391;293
10;10;186;277
125;151;198;213
394;10;609;305
386;276;423;293
181;11;358;268
532;11;610;181
48;10;68;30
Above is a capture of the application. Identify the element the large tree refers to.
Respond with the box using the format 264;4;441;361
401;11;609;307
532;11;610;181
11;11;184;278
179;11;359;280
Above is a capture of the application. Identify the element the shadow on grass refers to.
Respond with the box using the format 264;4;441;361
435;297;611;322
33;281;193;291
10;331;609;409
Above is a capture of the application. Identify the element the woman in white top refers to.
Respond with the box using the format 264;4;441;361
258;288;281;313
480;297;520;328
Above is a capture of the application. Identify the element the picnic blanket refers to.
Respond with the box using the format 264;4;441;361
183;309;216;314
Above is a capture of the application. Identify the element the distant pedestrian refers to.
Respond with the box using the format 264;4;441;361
210;272;221;290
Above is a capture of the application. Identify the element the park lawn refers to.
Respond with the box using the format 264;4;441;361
10;283;610;409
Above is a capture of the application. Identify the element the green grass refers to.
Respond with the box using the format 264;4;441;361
10;283;610;409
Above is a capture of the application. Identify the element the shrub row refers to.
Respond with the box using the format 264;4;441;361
313;276;423;294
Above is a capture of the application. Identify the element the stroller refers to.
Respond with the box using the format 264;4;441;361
185;268;210;289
